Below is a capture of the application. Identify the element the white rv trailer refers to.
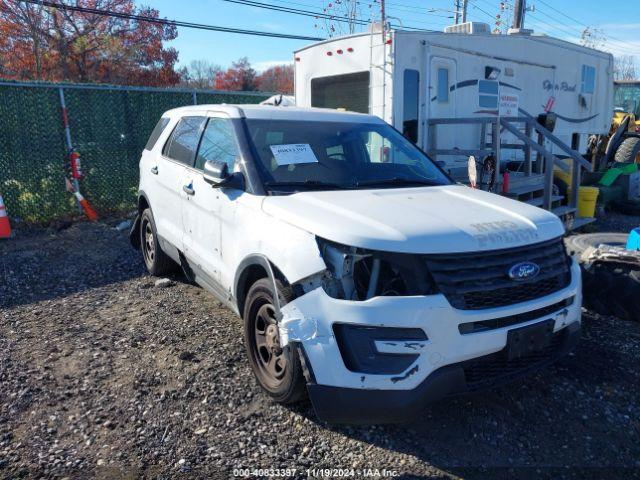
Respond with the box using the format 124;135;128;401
294;24;613;191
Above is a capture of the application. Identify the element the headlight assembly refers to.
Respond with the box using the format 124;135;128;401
316;238;438;300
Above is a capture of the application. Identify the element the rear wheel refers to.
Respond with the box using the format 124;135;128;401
243;278;306;404
613;136;640;163
140;208;175;276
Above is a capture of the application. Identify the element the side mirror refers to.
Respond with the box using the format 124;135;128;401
203;160;229;186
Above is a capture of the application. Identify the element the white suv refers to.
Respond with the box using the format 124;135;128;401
131;105;581;423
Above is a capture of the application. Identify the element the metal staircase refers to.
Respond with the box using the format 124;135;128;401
427;115;596;230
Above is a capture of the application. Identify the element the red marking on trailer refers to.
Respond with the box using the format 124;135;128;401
544;96;555;113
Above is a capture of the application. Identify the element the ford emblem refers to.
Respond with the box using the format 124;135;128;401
508;261;540;281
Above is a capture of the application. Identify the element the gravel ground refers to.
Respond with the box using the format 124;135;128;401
1;218;640;479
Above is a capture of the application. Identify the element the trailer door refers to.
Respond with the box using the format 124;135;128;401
429;57;457;120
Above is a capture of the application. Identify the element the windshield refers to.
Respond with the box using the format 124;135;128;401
244;119;451;192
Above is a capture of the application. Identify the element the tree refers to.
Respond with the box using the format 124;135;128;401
256;64;294;94
614;55;638;81
0;0;179;86
179;59;222;89
316;0;363;38
580;27;606;50
215;57;257;91
491;0;512;34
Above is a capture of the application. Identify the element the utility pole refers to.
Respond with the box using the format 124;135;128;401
461;0;468;23
512;0;525;29
380;0;386;38
453;0;461;24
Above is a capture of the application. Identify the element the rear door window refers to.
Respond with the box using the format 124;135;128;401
162;116;207;166
144;117;170;151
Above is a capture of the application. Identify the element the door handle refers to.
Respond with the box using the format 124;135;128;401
183;184;195;196
150;166;158;175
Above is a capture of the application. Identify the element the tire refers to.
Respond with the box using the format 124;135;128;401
243;278;306;404
582;261;640;322
613;136;640;163
139;208;175;276
564;233;629;257
611;199;640;217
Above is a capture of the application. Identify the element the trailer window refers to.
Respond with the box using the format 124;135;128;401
478;80;499;109
403;69;420;143
581;65;595;94
437;68;449;103
311;72;370;114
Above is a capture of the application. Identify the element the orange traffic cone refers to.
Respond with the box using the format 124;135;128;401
0;193;12;238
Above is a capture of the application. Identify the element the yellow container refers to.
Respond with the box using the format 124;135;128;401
576;186;599;218
554;158;573;188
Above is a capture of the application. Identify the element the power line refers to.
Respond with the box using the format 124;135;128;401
20;0;325;41
221;0;432;31
267;0;452;27
535;0;634;49
470;0;635;53
467;0;496;22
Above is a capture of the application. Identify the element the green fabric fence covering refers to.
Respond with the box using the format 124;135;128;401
0;81;269;223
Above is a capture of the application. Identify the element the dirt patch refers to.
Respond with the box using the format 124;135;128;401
1;221;639;478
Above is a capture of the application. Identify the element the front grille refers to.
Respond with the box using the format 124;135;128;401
462;327;567;390
425;237;571;310
458;297;574;334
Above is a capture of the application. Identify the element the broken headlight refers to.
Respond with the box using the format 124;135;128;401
316;238;438;300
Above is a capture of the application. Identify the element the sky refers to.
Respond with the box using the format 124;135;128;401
139;0;640;71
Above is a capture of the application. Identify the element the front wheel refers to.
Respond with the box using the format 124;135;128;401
243;278;306;404
140;208;175;276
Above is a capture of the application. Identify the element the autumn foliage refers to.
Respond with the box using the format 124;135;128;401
256;64;294;94
0;0;179;86
1;0;295;92
180;58;295;94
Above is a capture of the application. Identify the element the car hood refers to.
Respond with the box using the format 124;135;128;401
261;185;565;254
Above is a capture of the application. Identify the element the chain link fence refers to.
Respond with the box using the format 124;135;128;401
0;81;269;224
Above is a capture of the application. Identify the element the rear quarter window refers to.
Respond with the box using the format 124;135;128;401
144;117;170;151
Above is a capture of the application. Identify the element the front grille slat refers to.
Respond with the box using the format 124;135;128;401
438;269;567;295
425;237;571;310
431;256;566;285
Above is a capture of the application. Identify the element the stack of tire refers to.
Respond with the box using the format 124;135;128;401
565;233;640;322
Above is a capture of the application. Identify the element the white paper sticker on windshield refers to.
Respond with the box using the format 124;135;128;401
270;144;318;166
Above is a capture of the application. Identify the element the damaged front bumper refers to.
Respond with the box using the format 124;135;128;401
280;259;582;424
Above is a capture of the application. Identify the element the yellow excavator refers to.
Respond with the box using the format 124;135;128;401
606;81;640;165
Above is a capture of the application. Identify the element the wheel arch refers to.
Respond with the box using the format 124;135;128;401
129;190;152;250
234;255;291;319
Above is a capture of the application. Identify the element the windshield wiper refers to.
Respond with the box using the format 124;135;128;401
354;177;440;188
264;180;349;190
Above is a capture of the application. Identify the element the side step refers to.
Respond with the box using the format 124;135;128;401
565;216;597;231
524;195;563;207
551;206;577;218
